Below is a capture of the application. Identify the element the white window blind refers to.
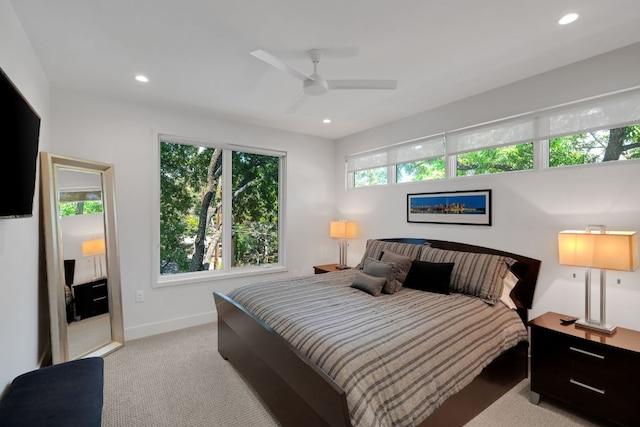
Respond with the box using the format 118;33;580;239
346;151;388;172
447;119;535;155
447;88;640;154
543;89;640;139
346;135;444;172
388;135;445;164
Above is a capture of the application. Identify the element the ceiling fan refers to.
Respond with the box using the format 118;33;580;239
250;48;398;113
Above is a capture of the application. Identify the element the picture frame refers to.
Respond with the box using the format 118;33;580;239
407;189;492;226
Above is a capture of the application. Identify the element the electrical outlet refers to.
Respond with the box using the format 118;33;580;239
135;290;144;303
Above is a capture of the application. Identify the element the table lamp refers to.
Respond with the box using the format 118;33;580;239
558;226;638;334
330;220;357;269
82;237;106;277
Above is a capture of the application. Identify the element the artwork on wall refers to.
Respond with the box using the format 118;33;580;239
407;189;492;226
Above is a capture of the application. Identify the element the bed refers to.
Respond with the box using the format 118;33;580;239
213;238;541;427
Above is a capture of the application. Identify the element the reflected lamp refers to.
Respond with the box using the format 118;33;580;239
82;238;106;277
558;226;638;334
330;220;357;269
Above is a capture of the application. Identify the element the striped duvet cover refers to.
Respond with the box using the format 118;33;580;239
228;269;528;427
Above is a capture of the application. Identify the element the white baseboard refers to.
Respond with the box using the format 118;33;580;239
124;311;216;341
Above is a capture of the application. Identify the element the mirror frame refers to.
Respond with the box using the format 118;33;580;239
41;152;124;364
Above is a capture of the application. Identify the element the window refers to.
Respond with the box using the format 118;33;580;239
354;167;387;187
456;143;533;176
345;87;640;186
158;136;284;279
397;158;445;182
544;90;640;168
59;190;103;216
549;125;640;167
348;135;445;187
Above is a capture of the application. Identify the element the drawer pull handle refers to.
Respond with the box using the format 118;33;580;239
569;346;604;360
570;379;605;395
93;296;107;302
92;284;106;289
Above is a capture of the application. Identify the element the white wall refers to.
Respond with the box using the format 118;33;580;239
0;0;51;390
50;88;337;339
336;42;640;330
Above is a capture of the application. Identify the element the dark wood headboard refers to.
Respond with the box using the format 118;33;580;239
381;238;541;324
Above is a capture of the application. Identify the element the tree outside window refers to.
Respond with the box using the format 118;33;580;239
456;143;533;177
550;125;640;167
159;140;281;275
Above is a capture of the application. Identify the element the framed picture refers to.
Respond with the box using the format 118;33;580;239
407;189;492;226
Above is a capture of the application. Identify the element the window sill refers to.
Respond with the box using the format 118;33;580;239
153;264;288;288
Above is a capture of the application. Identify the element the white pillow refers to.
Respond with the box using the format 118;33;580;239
500;270;519;310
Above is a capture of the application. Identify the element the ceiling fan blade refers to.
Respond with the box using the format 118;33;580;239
285;92;308;114
327;80;398;90
250;49;311;82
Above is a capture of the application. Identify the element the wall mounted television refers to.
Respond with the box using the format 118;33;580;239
0;67;41;219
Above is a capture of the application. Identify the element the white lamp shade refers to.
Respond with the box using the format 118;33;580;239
82;238;106;256
558;230;638;271
330;221;357;239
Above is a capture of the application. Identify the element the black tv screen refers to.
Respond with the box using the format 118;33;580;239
0;67;41;219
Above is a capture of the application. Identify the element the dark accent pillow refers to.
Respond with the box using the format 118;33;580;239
403;260;454;295
419;246;516;304
363;257;399;294
351;271;387;296
380;251;412;285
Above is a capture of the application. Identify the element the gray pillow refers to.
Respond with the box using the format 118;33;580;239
356;239;424;269
351;271;386;296
363;257;400;294
380;250;412;285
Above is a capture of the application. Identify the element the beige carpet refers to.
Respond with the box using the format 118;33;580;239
68;313;112;359
102;322;605;427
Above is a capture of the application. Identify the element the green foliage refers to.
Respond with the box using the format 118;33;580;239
550;125;640;166
159;141;280;274
59;201;103;216
160;142;213;274
354;167;387;187
231;151;279;266
397;158;445;182
457;143;533;176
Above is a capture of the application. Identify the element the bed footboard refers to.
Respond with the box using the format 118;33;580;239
213;291;351;427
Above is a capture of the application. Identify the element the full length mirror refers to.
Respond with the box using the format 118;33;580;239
41;152;124;364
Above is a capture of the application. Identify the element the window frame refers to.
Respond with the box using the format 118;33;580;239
153;133;287;288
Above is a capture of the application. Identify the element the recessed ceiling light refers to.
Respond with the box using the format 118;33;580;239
322;118;331;124
558;13;579;25
135;75;149;83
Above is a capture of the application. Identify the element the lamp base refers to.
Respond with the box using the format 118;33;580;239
575;319;617;335
335;264;349;270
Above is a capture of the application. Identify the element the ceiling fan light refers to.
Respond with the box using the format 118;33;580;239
303;76;328;96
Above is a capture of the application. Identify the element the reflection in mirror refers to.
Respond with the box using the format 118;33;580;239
58;169;111;359
41;152;124;364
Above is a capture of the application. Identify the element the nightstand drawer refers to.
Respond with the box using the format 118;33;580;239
531;363;630;422
533;328;637;381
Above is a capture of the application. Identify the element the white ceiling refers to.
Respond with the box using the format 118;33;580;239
10;0;640;140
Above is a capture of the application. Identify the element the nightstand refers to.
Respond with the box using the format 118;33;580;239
529;311;640;426
72;277;109;320
313;264;351;274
